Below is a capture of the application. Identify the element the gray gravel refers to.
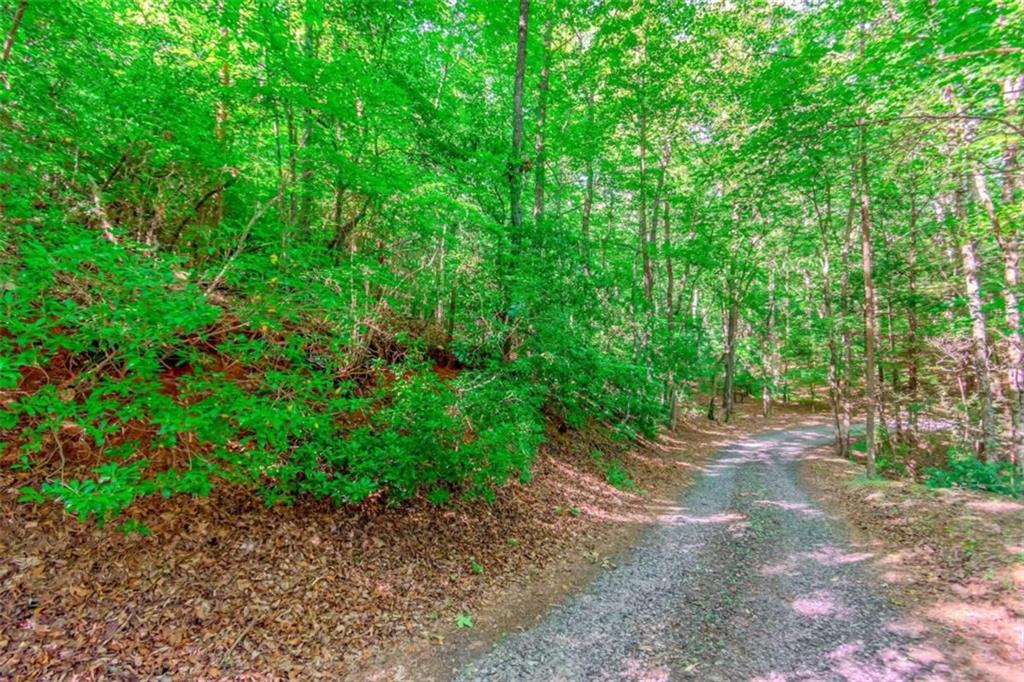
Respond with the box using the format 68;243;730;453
457;425;952;681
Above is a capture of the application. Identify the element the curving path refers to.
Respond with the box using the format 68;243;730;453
457;425;951;681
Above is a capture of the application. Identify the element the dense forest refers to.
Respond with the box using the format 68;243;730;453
1;0;1022;530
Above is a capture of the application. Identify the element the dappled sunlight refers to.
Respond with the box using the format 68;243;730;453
923;591;1024;681
755;499;825;517
757;559;798;577
874;548;931;585
801;442;1024;680
802;545;875;567
751;673;788;682
963;498;1024;514
927;599;1023;648
883;619;930;639
825;640;949;681
755;637;951;681
619;657;671;682
546;459;641;500
791;590;848;618
658;510;746;526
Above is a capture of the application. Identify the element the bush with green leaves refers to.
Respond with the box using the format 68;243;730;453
590;449;637;492
925;448;1021;498
1;222;623;526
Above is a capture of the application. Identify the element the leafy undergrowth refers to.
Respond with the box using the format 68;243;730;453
801;448;1024;682
1;223;661;529
865;428;1022;497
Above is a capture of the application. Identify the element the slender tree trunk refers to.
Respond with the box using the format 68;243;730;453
815;185;844;453
435;222;448;323
840;188;855;458
580;87;597;277
953;181;999;460
532;19;552;244
286;105;298;227
708;370;718;422
509;0;529;244
723;300;739;423
859;128;879;478
763;268;778;418
907;174;920;440
663;196;678;425
581;157;595;276
299;12;318;233
212;2;233;230
663;197;675;335
498;0;529;365
942;85;1005;461
997;75;1024;474
1;0;27;91
638;105;653;306
647;139;672;310
885;297;902;451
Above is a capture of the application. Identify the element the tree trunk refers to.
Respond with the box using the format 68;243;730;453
815;185;844;454
997;75;1024;474
581;156;595;277
763;268;777;419
213;2;233;230
906;174;920;440
723;300;739;423
509;0;529;243
953;182;999;460
663;196;675;335
299;13;318;233
1;0;27;91
839;183;855;458
859;128;879;478
532;19;552;243
663;196;677;422
638;105;653;306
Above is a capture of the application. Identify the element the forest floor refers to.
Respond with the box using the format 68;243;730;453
802;447;1024;681
1;399;817;679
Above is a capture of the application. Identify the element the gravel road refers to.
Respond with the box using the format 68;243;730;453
457;425;952;681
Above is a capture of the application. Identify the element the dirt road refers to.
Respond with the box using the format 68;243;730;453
458;425;951;681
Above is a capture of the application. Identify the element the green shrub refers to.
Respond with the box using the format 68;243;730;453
876;435;909;478
925;447;1021;497
3;221;660;527
590;449;637;491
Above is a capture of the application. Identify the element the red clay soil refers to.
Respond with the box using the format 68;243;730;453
801;448;1024;682
1;401;821;680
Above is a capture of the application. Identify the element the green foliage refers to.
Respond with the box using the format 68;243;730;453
118;518;152;537
455;613;474;629
925;449;1022;498
591;449;637;492
1;222;554;522
876;432;909;478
